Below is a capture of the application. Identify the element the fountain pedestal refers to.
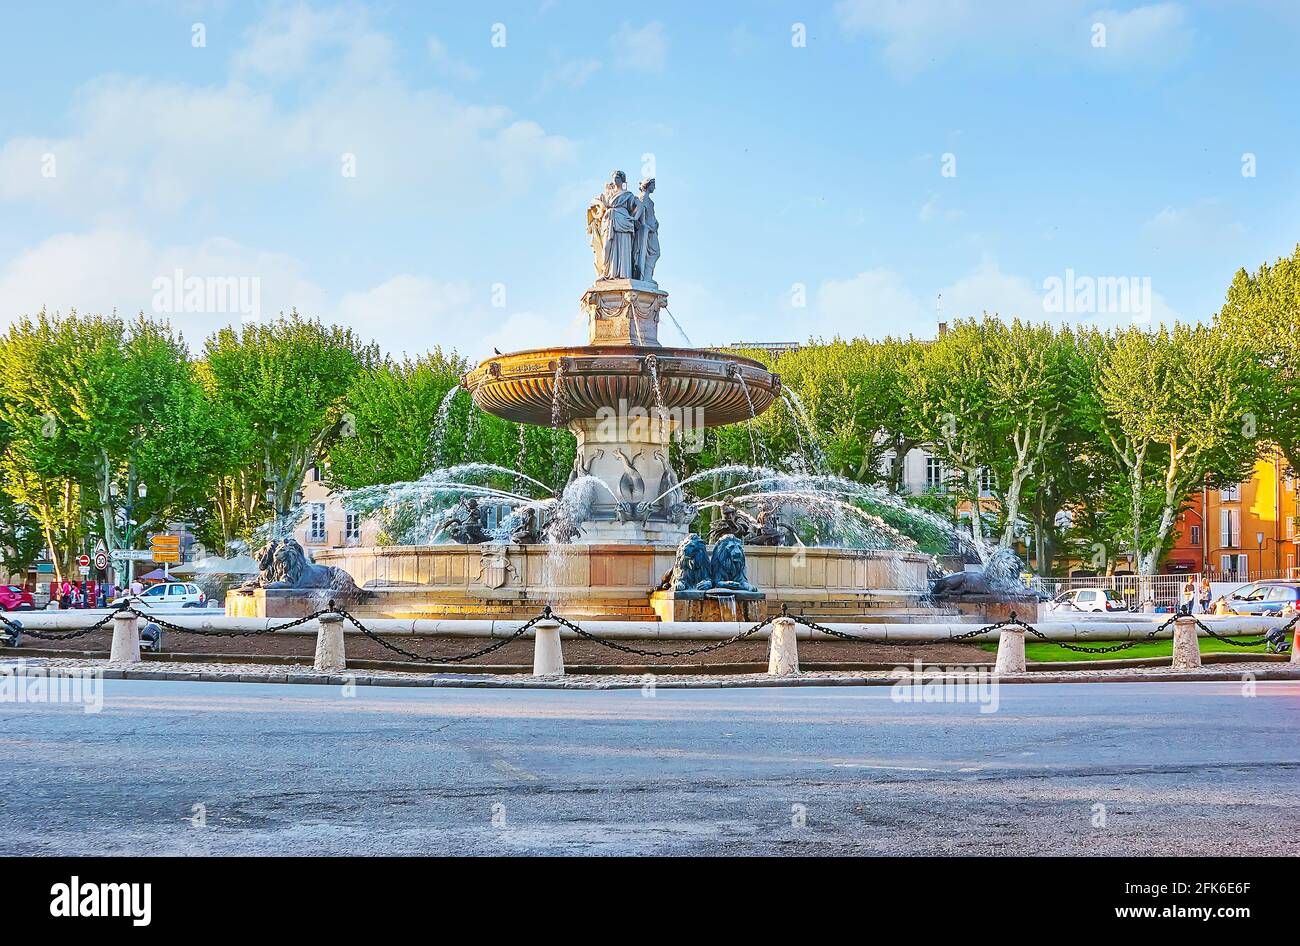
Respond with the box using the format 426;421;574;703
650;589;766;623
581;279;667;346
568;413;690;545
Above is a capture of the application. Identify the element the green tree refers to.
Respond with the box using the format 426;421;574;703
327;351;468;489
1078;323;1262;575
198;313;380;531
1216;246;1300;476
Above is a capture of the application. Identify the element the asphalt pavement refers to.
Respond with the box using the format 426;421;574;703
1;678;1296;855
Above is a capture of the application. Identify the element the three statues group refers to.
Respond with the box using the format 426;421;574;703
587;170;660;283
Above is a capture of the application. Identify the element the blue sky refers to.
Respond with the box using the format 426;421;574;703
1;0;1297;358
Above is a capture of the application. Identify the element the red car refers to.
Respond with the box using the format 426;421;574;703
0;585;35;611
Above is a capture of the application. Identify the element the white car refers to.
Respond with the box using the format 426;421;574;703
1048;588;1130;613
114;582;207;609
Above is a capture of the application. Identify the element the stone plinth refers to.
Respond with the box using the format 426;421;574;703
767;615;799;675
581;279;666;346
1171;615;1202;669
941;595;1042;626
649;589;766;623
226;588;367;619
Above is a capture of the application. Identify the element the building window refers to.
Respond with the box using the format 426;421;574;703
308;503;326;542
925;456;945;491
1189;524;1200;547
1287;517;1296;541
1219;508;1240;548
978;468;995;495
1220;484;1240;502
345;511;361;542
1220;553;1248;578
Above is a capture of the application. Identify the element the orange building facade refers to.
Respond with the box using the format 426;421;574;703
1192;453;1299;580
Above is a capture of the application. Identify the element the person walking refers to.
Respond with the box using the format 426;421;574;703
1198;575;1212;614
1179;577;1195;615
58;579;71;610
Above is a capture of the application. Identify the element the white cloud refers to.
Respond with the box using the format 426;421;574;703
938;257;1045;322
540;58;603;93
1089;4;1193;69
1142;199;1245;250
834;0;1192;77
811;268;929;339
611;22;667;72
0;5;574;219
427;35;481;82
0;228;547;359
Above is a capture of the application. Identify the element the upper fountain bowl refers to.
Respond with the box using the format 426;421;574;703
464;345;780;428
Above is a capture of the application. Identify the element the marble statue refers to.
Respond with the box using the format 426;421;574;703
587;170;639;280
633;178;659;283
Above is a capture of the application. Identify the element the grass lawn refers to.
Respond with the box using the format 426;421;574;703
977;635;1276;662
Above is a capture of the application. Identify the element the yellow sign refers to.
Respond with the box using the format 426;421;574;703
151;550;181;563
150;534;181;549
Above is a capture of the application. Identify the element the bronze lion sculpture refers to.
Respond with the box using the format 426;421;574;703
242;538;368;596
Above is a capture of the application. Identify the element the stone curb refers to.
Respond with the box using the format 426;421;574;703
7;662;1299;692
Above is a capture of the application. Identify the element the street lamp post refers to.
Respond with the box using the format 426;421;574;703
1256;530;1266;580
112;480;148;584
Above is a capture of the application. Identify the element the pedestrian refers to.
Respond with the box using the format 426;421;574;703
1179;577;1195;615
59;579;71;610
1198;575;1212;614
129;577;143;597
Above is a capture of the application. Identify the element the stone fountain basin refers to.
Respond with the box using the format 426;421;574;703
463;345;780;428
310;543;938;623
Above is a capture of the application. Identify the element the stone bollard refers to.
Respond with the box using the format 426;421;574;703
767;615;800;675
109;608;140;664
314;612;346;673
532;616;565;677
1171;615;1202;670
994;617;1026;675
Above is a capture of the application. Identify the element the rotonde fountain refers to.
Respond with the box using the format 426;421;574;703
289;169;955;623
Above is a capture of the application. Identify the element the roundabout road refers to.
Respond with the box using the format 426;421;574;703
1;679;1297;855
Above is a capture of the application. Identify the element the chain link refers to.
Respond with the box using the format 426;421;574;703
548;607;774;658
1188;614;1271;649
784;605;1019;646
335;607;544;663
125;605;328;638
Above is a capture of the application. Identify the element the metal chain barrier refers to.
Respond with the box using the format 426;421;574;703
125;604;328;638
1023;615;1174;653
547;606;774;658
784;604;1017;646
0;608;117;642
334;606;545;663
1189;614;1274;649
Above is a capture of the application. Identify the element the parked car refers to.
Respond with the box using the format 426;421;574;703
0;585;35;611
1048;588;1131;613
113;581;206;609
1219;580;1300;616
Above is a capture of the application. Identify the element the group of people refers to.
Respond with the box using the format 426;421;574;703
52;577;142;609
1177;576;1214;615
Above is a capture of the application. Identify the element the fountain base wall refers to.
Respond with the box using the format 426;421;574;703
299;543;946;623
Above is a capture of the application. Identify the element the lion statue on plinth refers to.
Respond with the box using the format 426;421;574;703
241;538;368;597
657;533;714;592
709;534;757;592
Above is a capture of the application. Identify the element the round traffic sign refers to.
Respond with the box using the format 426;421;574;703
77;553;90;568
94;550;108;570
